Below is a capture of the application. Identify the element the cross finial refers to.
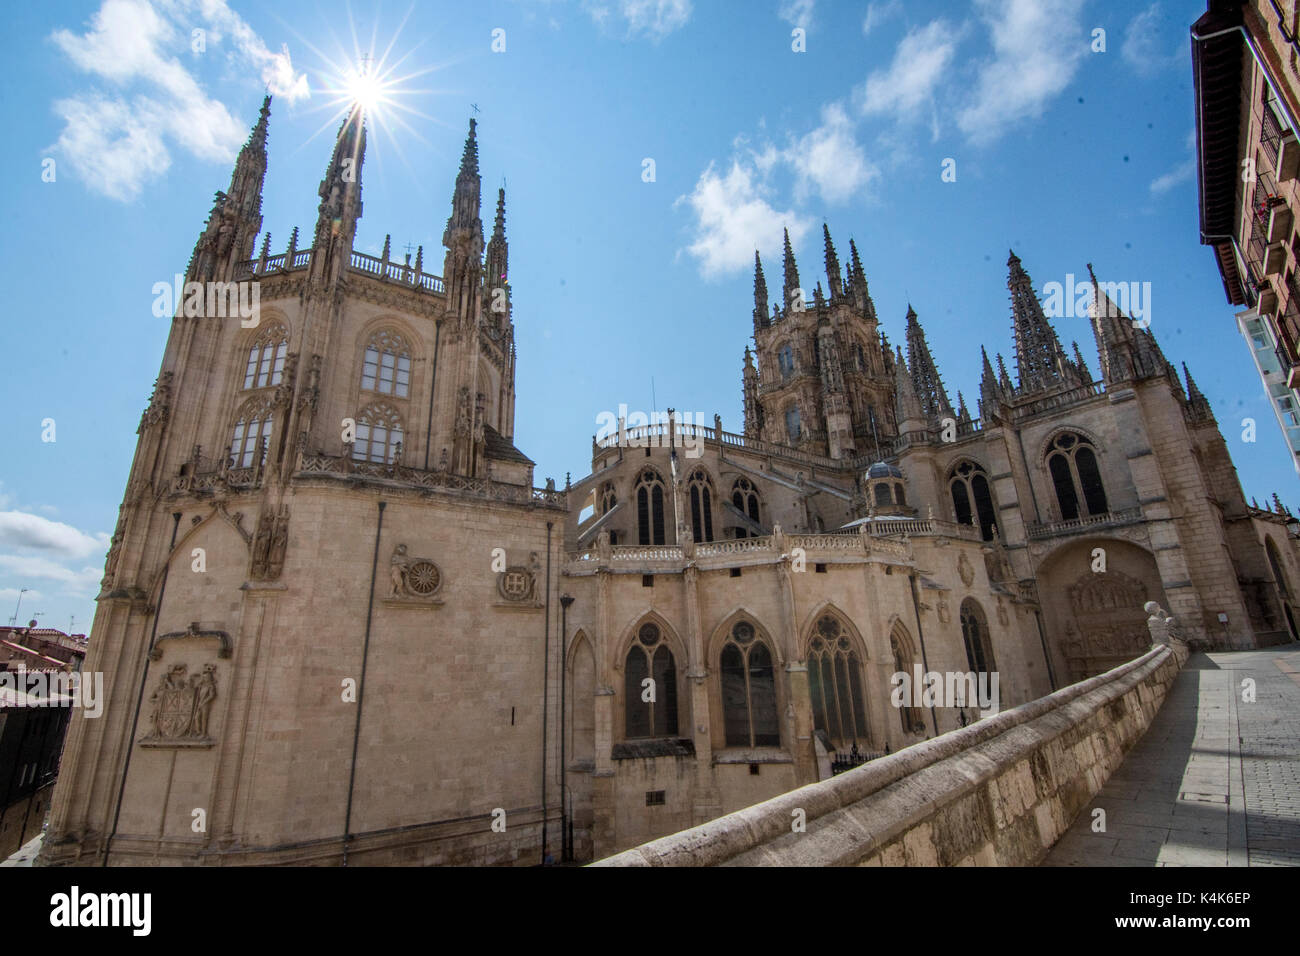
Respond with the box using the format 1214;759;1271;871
471;102;480;115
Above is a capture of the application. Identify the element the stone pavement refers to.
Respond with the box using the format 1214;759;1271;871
1042;644;1300;866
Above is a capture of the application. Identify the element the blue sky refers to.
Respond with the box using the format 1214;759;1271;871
0;0;1294;638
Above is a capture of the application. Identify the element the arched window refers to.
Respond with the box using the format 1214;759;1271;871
688;469;714;542
895;483;906;507
624;622;678;739
731;478;761;538
807;615;868;747
890;627;925;734
1046;433;1108;520
874;483;893;506
352;403;404;464
778;345;795;380
229;398;273;468
949;461;997;541
242;324;288;390
720;620;779;747
599;481;617;516
635;469;666;545
785;406;802;443
960;599;996;680
360;330;412;398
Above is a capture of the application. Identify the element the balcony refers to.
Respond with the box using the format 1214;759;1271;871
1026;507;1144;541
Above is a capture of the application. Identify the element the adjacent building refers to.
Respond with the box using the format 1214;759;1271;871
1192;0;1300;472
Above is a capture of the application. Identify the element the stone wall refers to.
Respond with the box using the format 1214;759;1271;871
593;637;1187;867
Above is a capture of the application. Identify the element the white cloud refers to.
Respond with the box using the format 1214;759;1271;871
788;103;877;203
0;511;110;560
582;0;692;40
957;0;1087;145
1150;159;1194;194
1122;3;1182;75
48;0;309;201
862;0;902;36
678;159;812;279
857;20;959;124
0;555;104;594
779;0;814;29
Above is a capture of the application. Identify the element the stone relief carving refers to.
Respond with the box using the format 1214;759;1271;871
250;509;289;580
957;551;975;588
387;543;443;602
141;663;218;745
498;558;542;606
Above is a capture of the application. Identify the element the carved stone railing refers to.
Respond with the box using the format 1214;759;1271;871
566;529;915;567
172;466;259;494
295;453;565;509
1026;507;1143;541
234;247;445;294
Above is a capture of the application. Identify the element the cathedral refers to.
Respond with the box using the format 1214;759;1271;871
39;99;1300;866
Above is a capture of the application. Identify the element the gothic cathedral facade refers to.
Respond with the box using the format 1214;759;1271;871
40;100;1300;866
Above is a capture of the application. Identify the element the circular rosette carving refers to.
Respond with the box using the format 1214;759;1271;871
499;567;533;602
406;560;441;596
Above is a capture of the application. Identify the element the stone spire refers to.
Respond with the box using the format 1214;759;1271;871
187;95;271;284
782;227;801;312
1087;262;1168;384
996;352;1013;391
742;346;763;438
484;186;509;323
1071;340;1092;382
847;239;873;317
443;118;484;319
1007;250;1069;393
894;345;925;430
823;224;842;299
905;306;954;422
1184;363;1214;421
956;390;971;422
311;103;366;275
753;251;770;330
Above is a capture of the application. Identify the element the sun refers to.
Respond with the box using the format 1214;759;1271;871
342;64;388;115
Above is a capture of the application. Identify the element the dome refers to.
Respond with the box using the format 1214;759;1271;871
864;461;903;480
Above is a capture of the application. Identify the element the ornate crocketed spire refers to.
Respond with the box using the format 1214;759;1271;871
443;118;484;319
1007;250;1070;393
894;345;924;427
956;391;970;422
1071;340;1093;382
187;95;271;283
823;224;842;299
1183;362;1214;421
782;227;801;312
483;186;509;323
312;103;366;257
753;251;769;330
905;306;955;422
742;346;763;437
847;238;873;318
1087;262;1168;384
996;352;1013;391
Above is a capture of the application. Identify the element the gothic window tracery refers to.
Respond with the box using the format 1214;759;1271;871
959;599;996;681
731;478;761;538
720;620;779;747
890;627;925;734
949;460;998;541
778;344;795;381
242;324;288;390
688;469;715;542
360;329;412;398
1046;433;1108;521
785;406;801;443
624;622;678;739
351;403;404;464
807;615;868;748
229;397;274;468
635;469;666;545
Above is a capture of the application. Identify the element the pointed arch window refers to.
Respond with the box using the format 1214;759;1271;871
960;599;996;680
688;469;715;542
778;345;795;381
599;481;617;516
635;469;666;545
1046;433;1108;521
807;615;868;748
949;461;998;541
720;620;779;747
624;622;678;739
785;406;802;443
890;628;926;734
360;330;412;398
243;324;288;390
731;477;761;539
352;403;404;464
229;398;274;468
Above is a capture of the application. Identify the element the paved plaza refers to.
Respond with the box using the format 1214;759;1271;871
1042;644;1300;866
